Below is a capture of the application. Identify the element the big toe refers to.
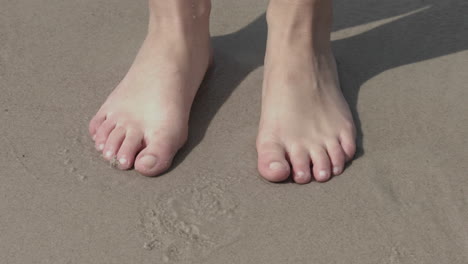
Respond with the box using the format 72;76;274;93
136;155;159;175
134;142;176;177
257;142;290;182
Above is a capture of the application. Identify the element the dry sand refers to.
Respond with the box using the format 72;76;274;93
1;0;467;263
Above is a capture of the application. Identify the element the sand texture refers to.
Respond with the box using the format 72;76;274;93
1;0;467;263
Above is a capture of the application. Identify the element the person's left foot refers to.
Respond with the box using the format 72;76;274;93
257;1;357;184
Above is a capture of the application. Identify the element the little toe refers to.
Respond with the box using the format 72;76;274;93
340;132;356;162
116;130;144;170
94;120;116;151
134;142;176;177
310;147;332;182
327;142;346;176
257;142;290;182
88;113;106;139
289;150;312;184
102;127;126;161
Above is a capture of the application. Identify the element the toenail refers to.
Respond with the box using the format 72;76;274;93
97;144;104;151
269;161;286;171
105;151;113;158
140;155;158;169
319;170;328;179
119;158;127;165
333;166;341;175
296;171;310;181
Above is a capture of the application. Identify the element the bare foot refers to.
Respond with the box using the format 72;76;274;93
88;0;212;176
257;0;356;184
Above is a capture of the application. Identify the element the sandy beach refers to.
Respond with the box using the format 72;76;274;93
1;0;467;263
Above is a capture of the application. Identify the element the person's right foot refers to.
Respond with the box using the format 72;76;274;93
88;0;212;176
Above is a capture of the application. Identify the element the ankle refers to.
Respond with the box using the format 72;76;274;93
148;0;211;29
149;0;211;16
266;0;332;48
267;0;325;23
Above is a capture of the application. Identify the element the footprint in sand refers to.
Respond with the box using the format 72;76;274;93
140;183;243;262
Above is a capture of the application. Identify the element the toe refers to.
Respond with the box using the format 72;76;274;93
289;149;312;184
257;142;290;182
88;113;106;138
116;130;144;170
327;141;346;176
102;127;126;161
134;141;176;177
340;132;356;162
94;120;116;151
310;147;332;182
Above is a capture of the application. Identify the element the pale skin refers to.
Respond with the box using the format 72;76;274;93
88;0;356;184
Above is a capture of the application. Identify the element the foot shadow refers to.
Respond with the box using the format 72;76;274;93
171;0;468;172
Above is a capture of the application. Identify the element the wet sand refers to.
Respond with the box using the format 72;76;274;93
1;0;467;263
